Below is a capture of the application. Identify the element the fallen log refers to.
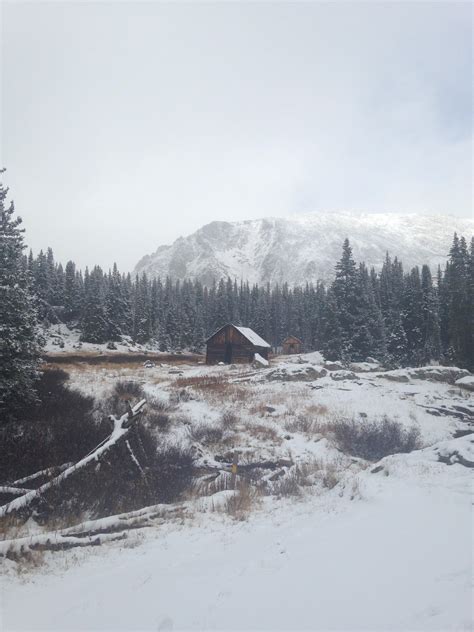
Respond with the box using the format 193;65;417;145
2;531;128;557
11;463;74;487
0;486;34;496
0;501;192;557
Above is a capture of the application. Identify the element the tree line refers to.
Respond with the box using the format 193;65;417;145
27;236;473;370
1;173;473;421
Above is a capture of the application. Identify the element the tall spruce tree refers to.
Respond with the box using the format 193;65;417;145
80;266;109;343
332;239;358;360
420;265;441;364
0;172;42;421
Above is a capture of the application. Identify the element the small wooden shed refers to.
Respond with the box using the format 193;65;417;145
206;324;271;365
282;335;303;355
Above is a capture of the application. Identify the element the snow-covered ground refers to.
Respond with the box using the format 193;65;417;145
1;353;472;631
42;323;164;354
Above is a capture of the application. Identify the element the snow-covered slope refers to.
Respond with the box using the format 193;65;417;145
2;354;472;631
134;212;474;285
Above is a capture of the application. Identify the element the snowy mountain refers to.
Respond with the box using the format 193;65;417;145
134;212;474;286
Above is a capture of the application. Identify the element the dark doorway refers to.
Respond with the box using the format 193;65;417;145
224;343;232;364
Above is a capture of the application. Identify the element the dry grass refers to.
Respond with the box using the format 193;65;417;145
283;415;332;437
242;420;282;445
247;402;269;417
226;479;261;521
44;352;202;366
303;404;329;417
0;514;26;542
8;549;46;574
174;375;229;390
321;461;341;489
270;458;343;497
173;375;249;407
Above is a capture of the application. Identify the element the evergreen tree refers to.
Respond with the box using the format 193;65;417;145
80;266;109;343
402;267;424;365
0;172;42;421
104;263;126;341
133;273;152;344
332;239;359;360
64;260;78;320
420;265;441;364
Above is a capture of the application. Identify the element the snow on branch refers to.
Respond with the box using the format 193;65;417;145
0;486;34;496
0;501;187;557
11;463;74;487
0;399;147;518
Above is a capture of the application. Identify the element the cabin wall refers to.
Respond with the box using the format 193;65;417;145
206;325;269;364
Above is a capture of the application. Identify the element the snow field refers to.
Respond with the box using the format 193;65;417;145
1;352;472;631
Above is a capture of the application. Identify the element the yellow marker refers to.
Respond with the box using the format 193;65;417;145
231;463;238;475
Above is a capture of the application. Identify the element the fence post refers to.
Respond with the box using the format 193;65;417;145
230;451;239;490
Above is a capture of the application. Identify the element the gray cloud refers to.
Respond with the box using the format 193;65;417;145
1;1;471;271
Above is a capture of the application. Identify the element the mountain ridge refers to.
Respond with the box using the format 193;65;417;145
134;212;474;286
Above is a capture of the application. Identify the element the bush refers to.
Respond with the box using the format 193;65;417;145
1;372;196;525
145;411;171;431
34;430;196;523
272;470;302;498
114;380;144;400
333;416;421;461
189;422;224;445
0;369;110;483
101;380;146;418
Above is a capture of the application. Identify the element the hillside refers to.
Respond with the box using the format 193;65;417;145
134;212;474;285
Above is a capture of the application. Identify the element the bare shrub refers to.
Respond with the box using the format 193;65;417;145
8;549;45;574
322;462;340;489
114;380;145;400
169;389;193;405
284;415;330;436
146;396;171;413
145;411;171;431
272;470;302;497
271;459;341;497
0;369;109;483
189;422;224;445
333;416;421;461
40;433;196;523
101;380;147;418
244;421;282;444
221;410;240;426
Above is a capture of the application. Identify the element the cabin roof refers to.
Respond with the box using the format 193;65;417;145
234;326;271;348
206;324;271;348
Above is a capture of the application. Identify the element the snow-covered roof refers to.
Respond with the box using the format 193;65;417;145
234;326;271;348
206;324;271;348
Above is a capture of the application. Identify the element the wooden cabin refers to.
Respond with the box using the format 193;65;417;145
206;324;271;365
282;335;303;355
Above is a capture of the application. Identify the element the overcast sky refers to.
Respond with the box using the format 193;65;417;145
1;1;472;271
